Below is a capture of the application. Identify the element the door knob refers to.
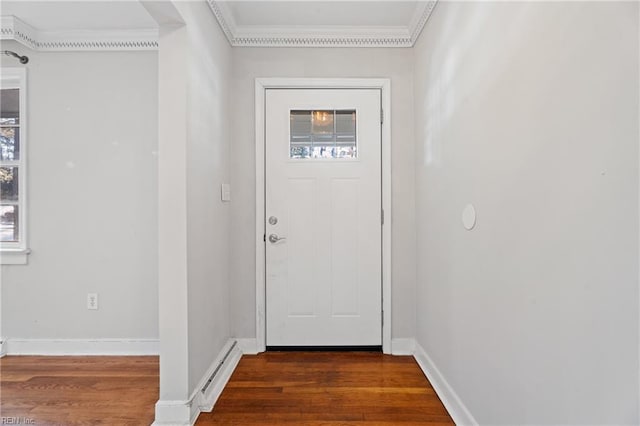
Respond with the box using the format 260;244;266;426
268;234;286;243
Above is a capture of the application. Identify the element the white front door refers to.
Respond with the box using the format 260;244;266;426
265;88;382;347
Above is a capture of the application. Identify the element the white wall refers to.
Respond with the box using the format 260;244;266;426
230;47;416;341
150;2;233;419
174;0;233;394
413;2;639;424
0;40;158;343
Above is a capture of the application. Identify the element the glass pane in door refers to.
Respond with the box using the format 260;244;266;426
290;109;356;159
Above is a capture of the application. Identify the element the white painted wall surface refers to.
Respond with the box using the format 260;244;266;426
230;48;416;341
172;1;233;394
0;40;158;342
155;19;190;411
413;2;639;424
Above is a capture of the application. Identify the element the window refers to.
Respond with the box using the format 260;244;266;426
290;109;357;159
1;68;28;264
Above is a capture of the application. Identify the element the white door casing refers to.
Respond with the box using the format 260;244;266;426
255;78;391;353
265;88;381;346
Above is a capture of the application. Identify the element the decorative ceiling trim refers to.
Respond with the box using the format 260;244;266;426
409;1;438;44
207;0;438;48
1;16;158;51
234;34;413;48
206;0;236;45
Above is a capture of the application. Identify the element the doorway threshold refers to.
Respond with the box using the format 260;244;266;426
266;345;382;352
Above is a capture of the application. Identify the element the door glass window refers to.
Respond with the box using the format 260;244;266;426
290;110;356;159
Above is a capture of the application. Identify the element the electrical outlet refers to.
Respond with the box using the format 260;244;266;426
87;293;98;310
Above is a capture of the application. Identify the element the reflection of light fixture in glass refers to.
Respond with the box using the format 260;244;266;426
314;110;331;123
312;110;334;133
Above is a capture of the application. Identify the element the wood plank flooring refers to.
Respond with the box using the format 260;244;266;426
0;352;453;425
197;351;454;425
0;356;158;425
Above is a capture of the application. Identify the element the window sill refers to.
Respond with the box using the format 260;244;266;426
1;248;31;265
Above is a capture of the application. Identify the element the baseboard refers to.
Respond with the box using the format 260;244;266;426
196;340;242;412
153;339;243;426
4;338;159;355
0;338;6;357
391;338;416;355
413;342;478;426
153;400;192;426
236;338;259;354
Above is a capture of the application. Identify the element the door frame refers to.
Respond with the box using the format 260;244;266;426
255;78;392;354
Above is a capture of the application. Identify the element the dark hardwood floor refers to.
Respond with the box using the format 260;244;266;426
0;355;158;425
198;351;454;425
0;352;453;425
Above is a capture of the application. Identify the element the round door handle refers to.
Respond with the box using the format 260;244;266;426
268;234;286;243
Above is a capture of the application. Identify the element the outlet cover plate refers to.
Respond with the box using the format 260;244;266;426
87;293;98;310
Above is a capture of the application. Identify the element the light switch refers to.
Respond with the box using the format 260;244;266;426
221;183;231;202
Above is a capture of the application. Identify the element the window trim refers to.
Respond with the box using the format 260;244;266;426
1;68;29;265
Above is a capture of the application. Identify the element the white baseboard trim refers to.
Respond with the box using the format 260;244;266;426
391;338;416;355
153;339;243;426
197;340;242;412
153;400;192;426
0;338;6;357
236;338;259;355
413;342;478;426
4;338;159;355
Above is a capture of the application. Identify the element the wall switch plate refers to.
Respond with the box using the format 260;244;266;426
87;293;98;310
221;183;231;202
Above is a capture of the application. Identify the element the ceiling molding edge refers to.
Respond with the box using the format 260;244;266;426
206;0;236;46
1;16;158;51
409;0;438;45
233;35;412;48
207;1;440;48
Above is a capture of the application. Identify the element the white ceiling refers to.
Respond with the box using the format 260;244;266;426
212;0;436;47
1;1;157;32
223;1;422;28
0;0;437;50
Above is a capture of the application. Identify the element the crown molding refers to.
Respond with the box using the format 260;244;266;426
233;33;413;48
1;16;158;51
409;0;438;43
206;0;236;45
208;0;438;48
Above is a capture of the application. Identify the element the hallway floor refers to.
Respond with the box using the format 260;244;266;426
198;351;454;425
0;352;453;425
